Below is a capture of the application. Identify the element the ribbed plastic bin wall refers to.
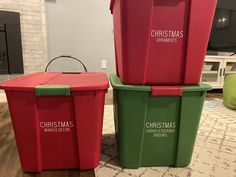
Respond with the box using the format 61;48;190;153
110;0;217;85
0;72;109;172
110;74;211;168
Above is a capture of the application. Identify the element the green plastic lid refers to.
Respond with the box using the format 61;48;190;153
109;74;212;93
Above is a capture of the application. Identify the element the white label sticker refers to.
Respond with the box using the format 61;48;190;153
145;121;176;138
40;121;74;133
150;29;184;43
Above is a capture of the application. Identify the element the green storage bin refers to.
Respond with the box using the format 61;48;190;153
110;74;211;168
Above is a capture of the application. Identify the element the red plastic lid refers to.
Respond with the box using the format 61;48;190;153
0;72;109;91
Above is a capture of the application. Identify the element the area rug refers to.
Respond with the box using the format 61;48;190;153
97;99;236;177
0;99;236;177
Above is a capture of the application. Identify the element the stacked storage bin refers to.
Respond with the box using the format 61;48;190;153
110;0;217;168
0;58;109;172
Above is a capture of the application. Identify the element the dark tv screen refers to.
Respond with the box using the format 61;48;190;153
208;0;236;52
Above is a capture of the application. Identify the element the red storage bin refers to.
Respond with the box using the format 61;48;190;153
110;0;217;85
0;72;109;172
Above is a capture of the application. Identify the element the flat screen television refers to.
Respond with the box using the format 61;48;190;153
208;0;236;53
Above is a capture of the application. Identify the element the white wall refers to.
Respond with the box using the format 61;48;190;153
45;0;115;73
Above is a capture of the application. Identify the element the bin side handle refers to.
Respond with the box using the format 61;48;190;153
110;0;115;14
35;85;71;96
151;86;183;96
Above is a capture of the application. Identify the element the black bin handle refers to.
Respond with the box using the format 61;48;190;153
45;55;88;72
